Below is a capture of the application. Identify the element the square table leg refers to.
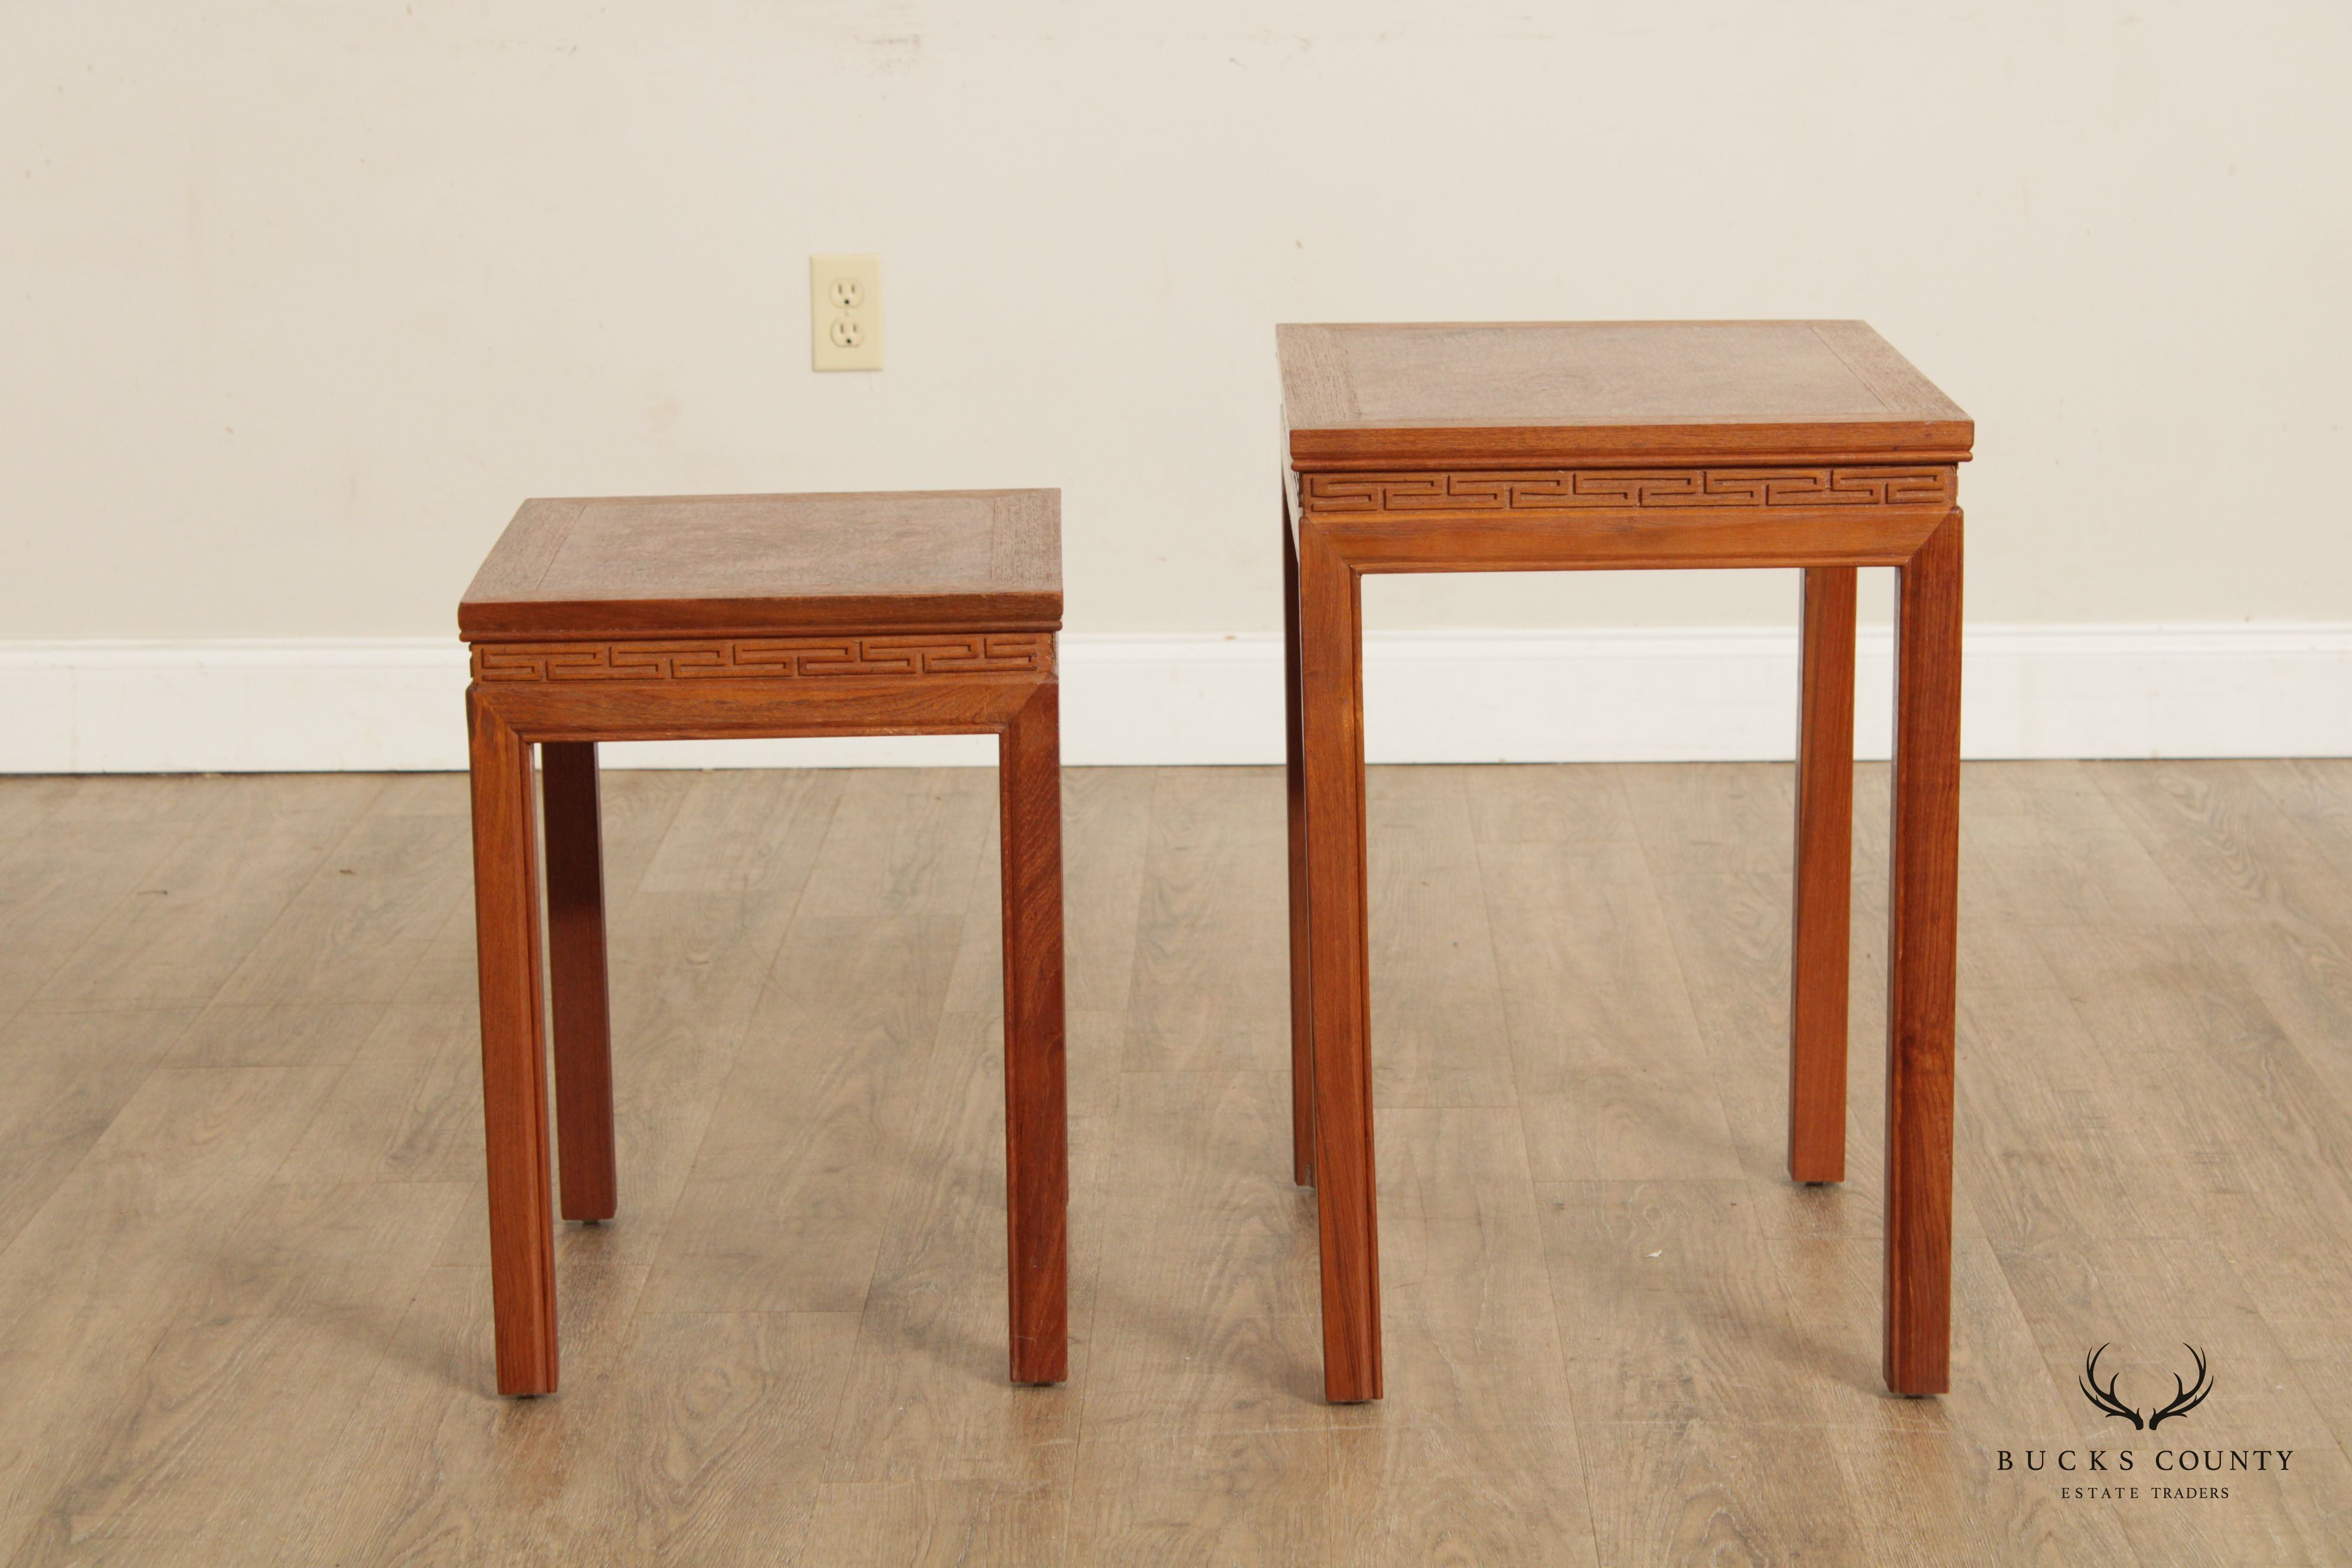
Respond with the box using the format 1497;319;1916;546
541;740;616;1223
466;688;560;1396
1296;528;1382;1403
999;680;1069;1385
1282;491;1317;1188
1884;512;1963;1395
1790;566;1858;1182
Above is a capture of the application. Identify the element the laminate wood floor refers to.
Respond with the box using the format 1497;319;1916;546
0;761;2347;1566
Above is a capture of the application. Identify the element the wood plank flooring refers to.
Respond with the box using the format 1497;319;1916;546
0;760;2348;1566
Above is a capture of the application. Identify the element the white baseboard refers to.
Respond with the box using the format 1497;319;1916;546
2;626;2346;773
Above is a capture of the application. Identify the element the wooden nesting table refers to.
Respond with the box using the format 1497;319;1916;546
459;489;1067;1395
1278;322;1972;1402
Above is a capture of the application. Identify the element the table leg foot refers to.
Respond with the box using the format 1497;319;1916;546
468;688;559;1397
1884;514;1962;1396
1298;529;1381;1403
542;741;617;1223
1282;486;1316;1189
1000;681;1069;1386
1791;566;1857;1184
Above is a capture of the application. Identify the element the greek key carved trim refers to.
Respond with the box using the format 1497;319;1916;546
472;632;1054;684
1301;466;1955;513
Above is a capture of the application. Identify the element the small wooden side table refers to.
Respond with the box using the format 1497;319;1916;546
1277;322;1972;1402
458;489;1067;1394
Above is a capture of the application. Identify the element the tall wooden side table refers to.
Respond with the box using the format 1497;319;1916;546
458;489;1067;1394
1278;322;1971;1402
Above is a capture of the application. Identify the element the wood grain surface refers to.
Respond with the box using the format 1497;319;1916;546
0;762;2349;1562
460;490;1061;641
1280;321;1972;469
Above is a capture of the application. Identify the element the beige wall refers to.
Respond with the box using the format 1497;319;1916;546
5;1;2347;643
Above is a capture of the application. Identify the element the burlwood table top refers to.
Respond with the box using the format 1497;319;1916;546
1278;321;1972;469
459;489;1061;642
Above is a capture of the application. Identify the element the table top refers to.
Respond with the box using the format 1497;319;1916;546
1279;321;1971;469
459;489;1060;641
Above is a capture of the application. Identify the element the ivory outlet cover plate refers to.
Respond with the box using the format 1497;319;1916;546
811;254;883;371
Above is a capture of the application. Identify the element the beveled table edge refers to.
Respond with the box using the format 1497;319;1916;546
1286;420;1975;471
458;592;1064;643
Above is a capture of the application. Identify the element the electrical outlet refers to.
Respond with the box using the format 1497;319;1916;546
811;254;883;371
